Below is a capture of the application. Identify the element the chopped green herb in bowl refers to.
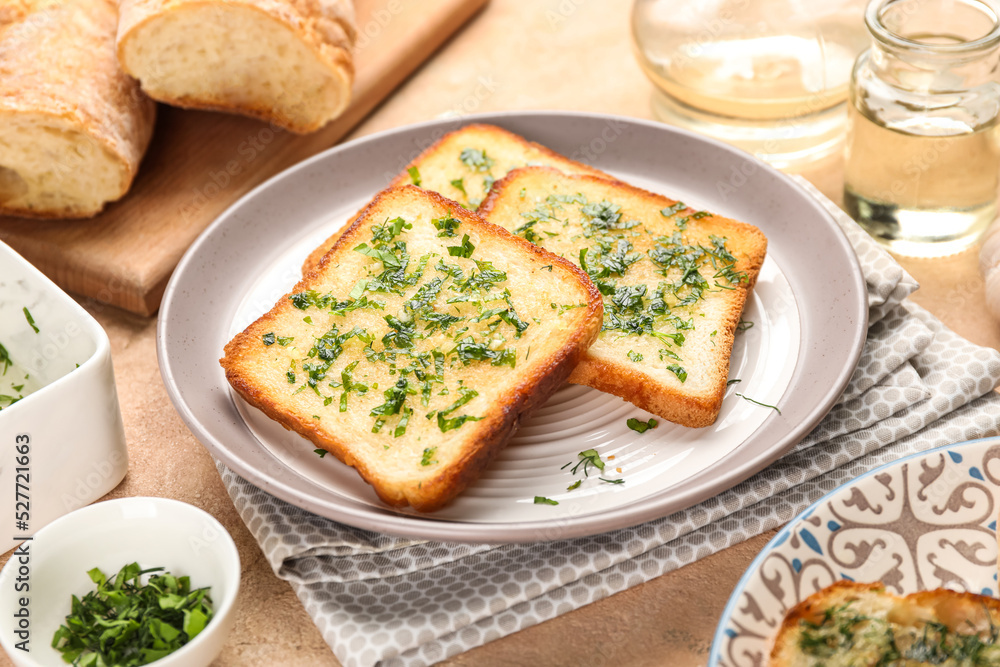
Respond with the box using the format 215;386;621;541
52;563;214;667
0;497;240;667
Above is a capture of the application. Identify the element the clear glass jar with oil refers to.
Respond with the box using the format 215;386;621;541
845;0;1000;257
631;0;869;167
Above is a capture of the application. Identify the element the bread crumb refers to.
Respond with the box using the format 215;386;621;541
616;467;622;473
608;455;616;460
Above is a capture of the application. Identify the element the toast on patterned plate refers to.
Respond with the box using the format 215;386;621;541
479;167;767;428
770;580;1000;665
222;185;603;511
301;123;606;274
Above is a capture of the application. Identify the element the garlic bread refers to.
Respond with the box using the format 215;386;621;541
222;185;603;511
479;167;767;428
301;123;606;274
771;580;1000;666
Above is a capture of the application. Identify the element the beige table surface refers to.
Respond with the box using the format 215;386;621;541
4;1;1000;665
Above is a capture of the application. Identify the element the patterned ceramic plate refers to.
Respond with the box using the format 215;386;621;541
711;436;1000;666
159;111;867;542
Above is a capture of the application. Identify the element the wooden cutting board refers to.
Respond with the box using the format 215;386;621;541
0;0;489;316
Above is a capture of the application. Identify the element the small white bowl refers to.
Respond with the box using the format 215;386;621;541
0;497;241;667
0;241;129;552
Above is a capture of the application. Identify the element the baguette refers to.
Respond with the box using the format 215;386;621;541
0;0;156;219
116;0;355;134
221;185;603;511
770;580;1000;665
301;123;606;274
479;167;767;427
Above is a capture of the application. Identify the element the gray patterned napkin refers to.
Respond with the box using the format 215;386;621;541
216;180;1000;667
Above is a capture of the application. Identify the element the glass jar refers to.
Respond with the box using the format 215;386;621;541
844;0;1000;257
631;0;869;167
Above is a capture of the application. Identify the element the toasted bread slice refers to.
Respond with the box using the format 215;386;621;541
479;167;767;427
222;185;603;511
301;123;606;274
771;580;1000;665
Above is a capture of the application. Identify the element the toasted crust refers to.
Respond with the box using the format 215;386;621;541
222;186;603;511
116;0;354;133
479;166;767;427
771;580;1000;665
300;123;608;274
0;0;156;219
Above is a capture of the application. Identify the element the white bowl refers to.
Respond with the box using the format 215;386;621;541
0;241;129;552
0;497;241;666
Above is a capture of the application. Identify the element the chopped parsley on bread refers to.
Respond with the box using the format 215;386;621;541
389;123;607;209
479;167;767;428
221;186;602;511
301;123;606;274
771;581;1000;666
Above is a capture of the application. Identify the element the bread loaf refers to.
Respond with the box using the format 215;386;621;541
0;0;156;219
116;0;355;134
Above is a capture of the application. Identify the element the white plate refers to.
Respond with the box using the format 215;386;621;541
710;436;1000;666
158;111;867;542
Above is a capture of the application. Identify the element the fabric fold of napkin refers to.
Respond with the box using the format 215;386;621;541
216;179;1000;667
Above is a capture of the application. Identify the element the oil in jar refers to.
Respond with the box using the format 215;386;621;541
844;0;1000;257
844;102;1000;257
